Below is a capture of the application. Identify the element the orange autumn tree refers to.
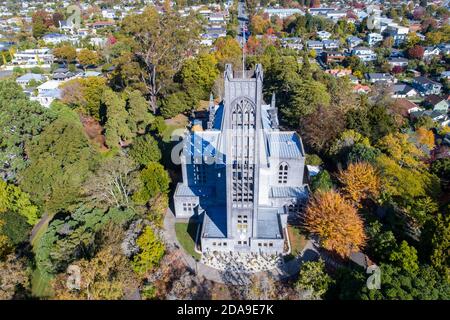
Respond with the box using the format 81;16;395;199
304;191;366;258
337;162;381;205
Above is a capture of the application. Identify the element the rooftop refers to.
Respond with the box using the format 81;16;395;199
267;131;304;159
270;186;309;199
203;206;227;238
256;208;282;239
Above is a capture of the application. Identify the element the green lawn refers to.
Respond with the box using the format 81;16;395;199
175;222;201;261
31;268;54;299
288;225;308;257
162;115;188;143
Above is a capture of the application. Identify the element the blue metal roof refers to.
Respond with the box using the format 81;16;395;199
267;132;304;159
203;207;227;238
184;131;219;158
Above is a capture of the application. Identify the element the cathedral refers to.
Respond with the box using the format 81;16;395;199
173;64;309;255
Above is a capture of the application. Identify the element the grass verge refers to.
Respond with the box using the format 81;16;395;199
175;222;201;261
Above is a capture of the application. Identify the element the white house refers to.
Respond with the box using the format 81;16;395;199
15;73;46;88
352;47;377;62
317;31;331;40
42;33;70;45
367;33;383;47
9;48;54;70
31;80;62;108
263;8;304;19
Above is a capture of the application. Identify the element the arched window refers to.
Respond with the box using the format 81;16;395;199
278;162;288;184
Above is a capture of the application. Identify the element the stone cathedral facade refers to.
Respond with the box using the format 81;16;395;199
173;64;309;255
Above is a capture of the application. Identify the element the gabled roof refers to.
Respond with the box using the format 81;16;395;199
16;73;45;81
413;76;441;86
425;94;446;106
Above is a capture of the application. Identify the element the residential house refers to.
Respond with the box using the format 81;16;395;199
384;25;409;47
390;84;418;98
438;43;450;55
387;57;409;69
424;46;441;60
323;51;345;64
325;69;352;77
346;36;363;48
263;8;304;19
15;73;45;88
366;33;383;47
307;40;323;51
90;21;115;29
424;95;449;113
52;67;79;81
317;31;331;40
440;71;450;81
209;13;225;24
353;84;371;94
10;48;54;70
365;73;396;84
280;37;303;51
349;75;359;84
393;98;421;117
390;49;405;58
326;10;347;22
412;76;443;96
42;33;70;45
31;80;62;108
410;109;449;127
351;47;377;62
323;39;340;50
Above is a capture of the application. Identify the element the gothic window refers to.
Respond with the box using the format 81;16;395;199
231;98;256;206
278;162;289;184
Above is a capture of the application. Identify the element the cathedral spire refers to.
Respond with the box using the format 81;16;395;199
242;23;247;79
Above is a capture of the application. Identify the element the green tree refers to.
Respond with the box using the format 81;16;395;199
129;134;161;166
0;80;55;181
366;221;397;262
389;241;420;274
126;90;154;135
295;259;333;299
132;226;165;275
347;143;381;165
61;77;107;120
53;45;77;64
283;79;330;125
102;89;133;149
180;53;219;100
160;91;193;119
346;103;397;142
19;110;98;214
0;180;39;225
119;7;201;112
133;162;170;205
76;49;100;70
35;206;134;275
310;170;333;192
